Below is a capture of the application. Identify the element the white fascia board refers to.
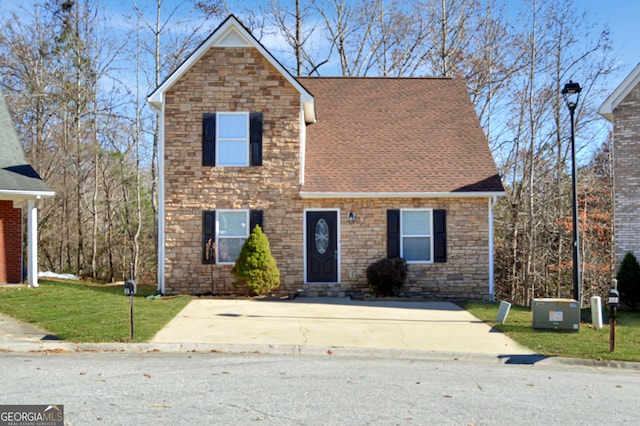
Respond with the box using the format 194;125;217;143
299;191;506;199
0;189;55;201
599;63;640;122
147;15;316;122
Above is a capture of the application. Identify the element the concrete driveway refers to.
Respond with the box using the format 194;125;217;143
151;298;532;356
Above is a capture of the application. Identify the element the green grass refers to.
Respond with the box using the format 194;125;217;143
3;280;638;362
0;279;191;343
460;301;640;363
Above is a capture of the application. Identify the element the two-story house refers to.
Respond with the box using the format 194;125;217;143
600;63;640;268
148;15;505;299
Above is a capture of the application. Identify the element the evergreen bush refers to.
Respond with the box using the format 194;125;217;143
366;257;407;297
616;251;640;311
231;225;280;296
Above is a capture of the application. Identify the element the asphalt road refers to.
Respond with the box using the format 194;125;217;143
0;351;638;425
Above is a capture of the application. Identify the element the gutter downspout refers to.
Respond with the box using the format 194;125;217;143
156;101;166;295
299;103;306;186
488;196;497;301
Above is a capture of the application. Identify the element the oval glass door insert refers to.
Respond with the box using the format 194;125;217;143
315;219;329;254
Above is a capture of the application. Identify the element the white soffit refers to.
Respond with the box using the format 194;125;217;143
299;191;506;199
217;27;251;47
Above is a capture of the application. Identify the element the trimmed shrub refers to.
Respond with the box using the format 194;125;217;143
231;225;280;296
366;257;407;297
616;252;640;311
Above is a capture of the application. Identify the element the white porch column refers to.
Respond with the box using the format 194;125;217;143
27;199;38;288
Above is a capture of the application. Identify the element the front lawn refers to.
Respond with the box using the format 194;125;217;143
461;301;640;363
3;280;638;363
0;279;191;342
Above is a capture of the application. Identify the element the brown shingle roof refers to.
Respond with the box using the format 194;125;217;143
297;77;504;195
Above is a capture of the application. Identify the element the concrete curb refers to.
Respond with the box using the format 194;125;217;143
1;340;639;370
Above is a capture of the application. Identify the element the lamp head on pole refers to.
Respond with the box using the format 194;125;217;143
562;80;582;111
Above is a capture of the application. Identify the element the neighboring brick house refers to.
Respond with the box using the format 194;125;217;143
0;87;54;286
599;63;640;268
148;15;505;299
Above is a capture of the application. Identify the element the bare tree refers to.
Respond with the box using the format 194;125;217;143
129;0;225;270
492;0;614;305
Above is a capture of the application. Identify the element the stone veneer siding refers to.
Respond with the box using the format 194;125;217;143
163;46;492;300
163;46;304;295
301;197;491;300
0;200;22;283
612;84;640;268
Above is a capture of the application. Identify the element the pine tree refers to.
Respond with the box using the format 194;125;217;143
231;225;280;296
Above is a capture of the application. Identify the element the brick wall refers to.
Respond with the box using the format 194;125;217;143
612;84;640;267
163;46;492;300
0;200;22;283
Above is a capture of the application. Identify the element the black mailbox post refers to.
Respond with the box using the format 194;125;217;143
608;281;620;352
124;279;137;296
124;264;137;340
608;288;620;308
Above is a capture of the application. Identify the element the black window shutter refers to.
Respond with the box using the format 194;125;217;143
249;112;263;166
387;209;400;258
203;113;216;166
249;209;263;233
203;210;216;264
433;209;447;263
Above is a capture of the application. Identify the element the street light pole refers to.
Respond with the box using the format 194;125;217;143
562;80;582;306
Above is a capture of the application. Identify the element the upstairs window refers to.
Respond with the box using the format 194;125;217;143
217;112;249;166
203;112;263;167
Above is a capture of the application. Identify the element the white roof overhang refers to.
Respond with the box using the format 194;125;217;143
599;63;640;122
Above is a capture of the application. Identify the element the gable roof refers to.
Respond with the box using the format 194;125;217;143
148;14;316;123
0;88;54;199
297;77;504;197
599;63;640;122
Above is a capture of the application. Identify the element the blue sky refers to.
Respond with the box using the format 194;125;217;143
238;0;640;85
2;0;638;82
2;0;638;103
581;0;640;85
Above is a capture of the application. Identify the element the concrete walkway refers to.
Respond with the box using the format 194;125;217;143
0;313;58;343
151;298;531;356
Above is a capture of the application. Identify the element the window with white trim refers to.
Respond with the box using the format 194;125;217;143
217;112;249;166
217;210;249;263
401;209;433;262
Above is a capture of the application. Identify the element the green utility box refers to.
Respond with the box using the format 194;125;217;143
532;298;580;332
